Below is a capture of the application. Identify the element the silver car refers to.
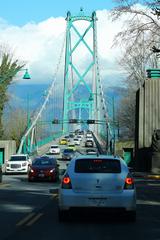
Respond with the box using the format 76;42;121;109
58;155;136;221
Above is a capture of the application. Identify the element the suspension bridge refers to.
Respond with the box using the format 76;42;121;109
17;9;113;155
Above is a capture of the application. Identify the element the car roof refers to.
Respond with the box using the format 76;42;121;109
34;156;56;161
11;154;28;157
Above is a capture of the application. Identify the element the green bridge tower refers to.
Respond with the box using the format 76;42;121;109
62;9;103;134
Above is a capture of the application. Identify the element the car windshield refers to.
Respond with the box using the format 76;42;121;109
75;159;121;173
10;156;27;161
51;146;58;148
32;158;56;166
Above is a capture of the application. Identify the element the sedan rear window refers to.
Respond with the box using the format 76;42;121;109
75;159;121;173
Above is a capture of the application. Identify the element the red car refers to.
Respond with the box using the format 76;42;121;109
28;156;59;182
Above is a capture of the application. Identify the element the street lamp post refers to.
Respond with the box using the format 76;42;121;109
22;69;31;79
0;68;31;84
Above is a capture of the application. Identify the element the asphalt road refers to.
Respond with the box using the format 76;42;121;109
0;174;160;240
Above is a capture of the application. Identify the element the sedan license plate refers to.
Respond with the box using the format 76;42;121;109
88;197;107;206
38;173;45;177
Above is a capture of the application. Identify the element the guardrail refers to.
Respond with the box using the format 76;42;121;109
92;133;107;154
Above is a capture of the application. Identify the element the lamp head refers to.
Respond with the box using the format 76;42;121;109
23;69;31;79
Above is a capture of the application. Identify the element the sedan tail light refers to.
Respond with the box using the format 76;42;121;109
62;174;72;189
124;173;134;190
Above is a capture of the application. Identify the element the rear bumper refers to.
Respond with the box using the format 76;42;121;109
59;189;136;211
28;172;57;181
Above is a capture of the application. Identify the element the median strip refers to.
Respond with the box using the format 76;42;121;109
16;212;35;226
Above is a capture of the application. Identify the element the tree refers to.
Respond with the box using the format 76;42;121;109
111;0;160;87
0;47;25;138
117;91;136;138
110;1;160;139
3;108;27;147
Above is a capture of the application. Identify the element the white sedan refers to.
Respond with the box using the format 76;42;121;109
58;155;136;221
73;138;80;145
49;145;60;154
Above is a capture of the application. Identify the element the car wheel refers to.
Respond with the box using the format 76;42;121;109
58;209;69;222
126;210;136;222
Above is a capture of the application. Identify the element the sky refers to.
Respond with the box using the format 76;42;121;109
0;0;138;86
0;0;116;26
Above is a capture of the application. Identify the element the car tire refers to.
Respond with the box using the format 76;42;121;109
58;209;69;222
126;210;136;222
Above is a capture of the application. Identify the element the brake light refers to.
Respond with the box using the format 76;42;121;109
124;173;134;189
94;159;102;163
62;174;72;189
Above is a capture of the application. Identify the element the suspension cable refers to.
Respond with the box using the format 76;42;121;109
18;31;66;153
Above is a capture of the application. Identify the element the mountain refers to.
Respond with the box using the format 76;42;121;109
7;84;49;110
6;84;125;113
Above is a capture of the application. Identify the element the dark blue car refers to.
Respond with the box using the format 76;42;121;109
62;149;75;160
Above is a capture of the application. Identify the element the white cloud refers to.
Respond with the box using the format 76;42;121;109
0;10;126;87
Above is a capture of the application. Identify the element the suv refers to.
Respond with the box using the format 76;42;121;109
62;149;75;161
5;154;32;174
